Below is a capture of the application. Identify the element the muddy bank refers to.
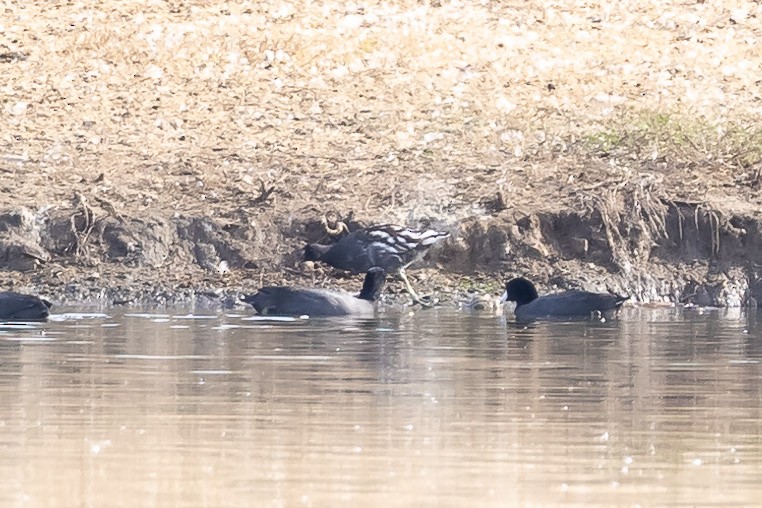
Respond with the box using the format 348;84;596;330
3;0;762;310
2;182;761;308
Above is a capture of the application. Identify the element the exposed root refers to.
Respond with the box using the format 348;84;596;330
710;210;721;256
252;179;276;206
675;204;684;242
583;175;669;270
70;193;96;257
694;205;722;257
90;195;124;223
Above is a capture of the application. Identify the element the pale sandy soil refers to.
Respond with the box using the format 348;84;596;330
1;0;761;304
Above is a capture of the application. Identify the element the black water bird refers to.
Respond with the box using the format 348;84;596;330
501;277;627;321
0;292;52;321
242;267;387;317
304;224;449;304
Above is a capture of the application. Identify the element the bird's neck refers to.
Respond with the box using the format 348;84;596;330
305;243;332;260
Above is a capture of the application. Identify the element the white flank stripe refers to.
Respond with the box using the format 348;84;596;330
374;243;400;254
369;230;391;239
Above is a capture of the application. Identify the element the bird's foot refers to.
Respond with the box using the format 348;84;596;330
398;268;438;308
409;293;438;308
417;294;438;308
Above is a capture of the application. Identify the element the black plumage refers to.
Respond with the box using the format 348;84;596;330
0;292;52;321
501;277;627;321
304;224;449;304
242;267;386;317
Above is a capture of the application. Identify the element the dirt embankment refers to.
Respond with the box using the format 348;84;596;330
2;183;761;308
1;1;761;307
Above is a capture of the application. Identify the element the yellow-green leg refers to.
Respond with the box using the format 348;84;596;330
399;267;436;307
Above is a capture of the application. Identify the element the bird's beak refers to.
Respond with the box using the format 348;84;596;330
499;291;508;304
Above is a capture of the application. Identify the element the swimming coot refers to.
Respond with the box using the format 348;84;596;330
242;267;386;317
501;277;627;321
304;224;449;304
0;292;52;321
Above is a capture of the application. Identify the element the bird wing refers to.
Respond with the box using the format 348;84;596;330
365;224;450;251
0;292;50;319
519;291;624;319
243;287;368;317
320;224;449;272
357;225;450;269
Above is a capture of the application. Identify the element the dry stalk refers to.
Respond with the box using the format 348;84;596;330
71;193;96;257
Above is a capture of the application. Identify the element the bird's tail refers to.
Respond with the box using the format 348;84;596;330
614;294;629;308
415;229;450;247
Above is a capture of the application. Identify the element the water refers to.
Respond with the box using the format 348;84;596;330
0;306;761;506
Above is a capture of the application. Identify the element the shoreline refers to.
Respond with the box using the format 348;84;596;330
2;1;761;308
2;188;760;309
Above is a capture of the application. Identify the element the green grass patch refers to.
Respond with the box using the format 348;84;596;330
582;110;762;169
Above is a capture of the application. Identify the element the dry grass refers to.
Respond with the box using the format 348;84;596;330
1;0;762;224
583;111;762;173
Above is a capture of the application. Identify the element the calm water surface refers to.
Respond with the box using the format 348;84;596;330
0;306;761;506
